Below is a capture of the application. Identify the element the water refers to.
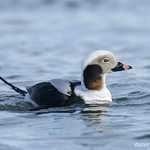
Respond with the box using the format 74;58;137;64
0;0;150;149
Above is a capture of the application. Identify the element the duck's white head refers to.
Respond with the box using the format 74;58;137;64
83;50;117;74
82;50;132;90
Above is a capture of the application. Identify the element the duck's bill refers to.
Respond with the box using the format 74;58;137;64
111;62;132;72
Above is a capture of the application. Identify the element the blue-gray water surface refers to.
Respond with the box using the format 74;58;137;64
0;0;150;150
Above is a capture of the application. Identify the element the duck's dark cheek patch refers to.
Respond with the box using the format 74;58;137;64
83;64;103;89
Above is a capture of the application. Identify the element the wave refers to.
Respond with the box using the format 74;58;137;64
0;0;149;11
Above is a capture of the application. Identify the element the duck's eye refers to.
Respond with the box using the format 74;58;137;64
103;58;109;63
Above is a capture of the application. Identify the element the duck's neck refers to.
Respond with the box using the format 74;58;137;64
102;75;107;88
81;74;107;91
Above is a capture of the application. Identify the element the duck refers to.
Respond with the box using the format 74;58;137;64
0;50;132;108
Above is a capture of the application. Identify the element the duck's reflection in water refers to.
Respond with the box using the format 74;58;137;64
80;104;110;133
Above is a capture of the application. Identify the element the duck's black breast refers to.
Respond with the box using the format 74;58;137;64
27;79;81;108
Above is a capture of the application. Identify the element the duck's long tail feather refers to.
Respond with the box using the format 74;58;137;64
0;76;27;96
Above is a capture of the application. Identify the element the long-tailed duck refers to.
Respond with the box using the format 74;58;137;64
0;50;132;109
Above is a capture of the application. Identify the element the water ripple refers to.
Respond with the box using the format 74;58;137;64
135;134;150;140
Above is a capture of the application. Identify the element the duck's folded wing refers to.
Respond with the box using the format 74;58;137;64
26;82;70;107
50;79;71;96
50;79;80;96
